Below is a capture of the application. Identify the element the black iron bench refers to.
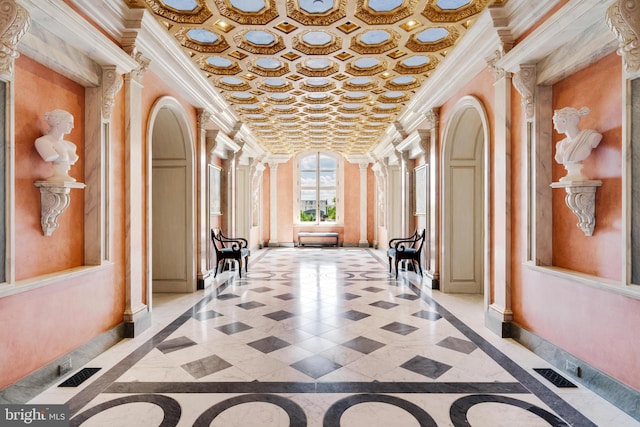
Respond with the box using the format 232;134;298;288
297;232;339;247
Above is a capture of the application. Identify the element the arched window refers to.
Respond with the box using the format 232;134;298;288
296;151;342;224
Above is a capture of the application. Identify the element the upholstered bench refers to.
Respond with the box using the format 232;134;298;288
297;232;339;247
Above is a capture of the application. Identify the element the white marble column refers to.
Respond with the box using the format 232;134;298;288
487;53;513;334
123;54;150;337
358;163;370;247
196;109;212;288
425;110;440;286
268;162;279;246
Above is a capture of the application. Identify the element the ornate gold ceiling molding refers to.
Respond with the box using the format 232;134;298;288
285;0;347;26
422;0;488;23
175;28;229;53
300;80;336;92
406;26;459;52
355;0;418;25
350;30;401;55
233;29;285;55
292;31;342;55
146;0;212;24
249;60;289;77
345;60;387;76
258;80;293;92
296;61;339;77
197;56;241;75
215;78;251;92
394;55;439;74
212;0;278;25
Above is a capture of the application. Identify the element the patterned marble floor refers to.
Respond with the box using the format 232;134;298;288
31;248;638;426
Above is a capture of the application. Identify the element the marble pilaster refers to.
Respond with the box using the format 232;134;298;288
196;109;212;289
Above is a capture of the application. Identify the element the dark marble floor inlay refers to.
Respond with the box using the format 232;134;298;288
249;286;274;293
264;310;297;321
396;293;420;301
401;355;452;379
156;336;197;354
216;293;240;300
193;310;224;321
340;310;370;321
341;292;361;300
182;355;232;379
369;300;399;310
290;355;342;379
437;336;477;354
248;336;291;353
236;301;267;310
362;286;385;293
381;321;419;336
215;322;253;335
412;310;442;321
341;336;386;354
274;293;297;301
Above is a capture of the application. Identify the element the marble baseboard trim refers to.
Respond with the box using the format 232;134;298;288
123;308;151;338
484;309;512;338
511;323;640;422
0;323;124;404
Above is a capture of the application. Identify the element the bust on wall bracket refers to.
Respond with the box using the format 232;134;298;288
33;110;85;236
550;106;603;237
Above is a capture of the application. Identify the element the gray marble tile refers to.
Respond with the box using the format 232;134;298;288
215;322;253;335
248;336;291;354
437;336;477;354
156;336;197;354
340;310;370;321
381;322;419;336
181;355;232;379
370;301;399;310
290;355;342;379
341;336;385;354
400;356;452;379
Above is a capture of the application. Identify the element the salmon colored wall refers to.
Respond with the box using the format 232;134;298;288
367;167;375;243
343;160;360;244
0;55;127;389
15;56;85;278
277;159;294;243
552;53;622;279
263;167;271;244
511;53;640;391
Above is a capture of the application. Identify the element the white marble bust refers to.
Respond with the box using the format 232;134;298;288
553;106;602;181
35;109;79;182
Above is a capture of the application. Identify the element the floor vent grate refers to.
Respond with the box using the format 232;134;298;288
58;368;101;387
533;368;577;388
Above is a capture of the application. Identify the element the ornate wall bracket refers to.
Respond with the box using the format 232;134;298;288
550;180;602;236
34;181;86;236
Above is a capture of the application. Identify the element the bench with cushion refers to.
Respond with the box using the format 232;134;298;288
297;231;339;247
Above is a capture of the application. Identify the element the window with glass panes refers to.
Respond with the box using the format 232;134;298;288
299;153;337;223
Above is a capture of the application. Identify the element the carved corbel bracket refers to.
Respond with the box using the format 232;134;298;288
0;0;31;79
34;181;86;236
606;0;640;74
513;65;536;120
550;180;602;236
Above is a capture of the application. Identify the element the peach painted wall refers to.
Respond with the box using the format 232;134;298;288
343;160;361;244
552;53;622;279
0;55;126;389
15;56;85;278
276;159;294;244
511;53;640;391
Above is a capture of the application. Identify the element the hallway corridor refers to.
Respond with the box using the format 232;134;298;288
31;248;637;426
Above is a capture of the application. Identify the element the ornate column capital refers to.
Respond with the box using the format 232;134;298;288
424;108;439;130
486;49;510;81
197;108;212;132
512;64;537;120
131;51;151;82
606;0;640;74
0;0;30;79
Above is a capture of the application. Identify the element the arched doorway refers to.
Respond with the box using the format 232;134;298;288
441;96;489;295
148;97;196;294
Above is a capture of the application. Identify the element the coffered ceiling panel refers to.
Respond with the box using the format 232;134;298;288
138;0;507;155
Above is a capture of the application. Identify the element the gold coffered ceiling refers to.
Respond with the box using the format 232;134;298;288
139;0;506;155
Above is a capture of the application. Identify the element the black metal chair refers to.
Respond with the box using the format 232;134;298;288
211;228;250;278
387;229;425;279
